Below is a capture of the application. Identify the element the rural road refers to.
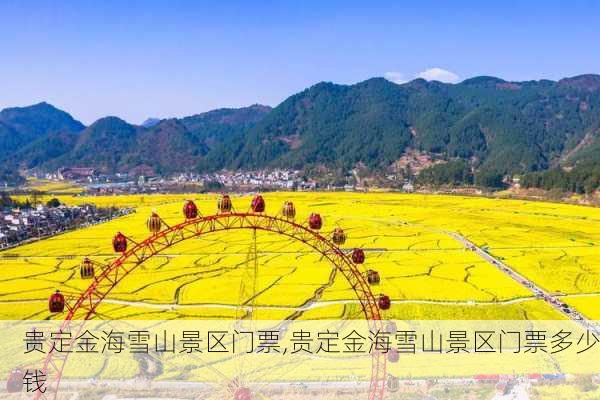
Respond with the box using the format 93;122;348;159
0;296;538;310
491;380;530;400
30;377;539;399
448;231;598;333
100;296;536;310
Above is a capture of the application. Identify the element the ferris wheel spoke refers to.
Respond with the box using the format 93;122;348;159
90;310;113;320
42;197;385;400
342;302;366;320
234;228;260;384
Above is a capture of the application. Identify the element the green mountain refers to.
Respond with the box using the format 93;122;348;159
2;75;600;189
0;102;85;185
225;75;600;174
37;105;272;175
141;118;161;128
0;102;84;157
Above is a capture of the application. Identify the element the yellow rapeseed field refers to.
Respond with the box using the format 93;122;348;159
1;192;598;320
21;177;84;194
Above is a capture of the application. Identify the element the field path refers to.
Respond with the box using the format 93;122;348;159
0;296;533;309
448;231;598;332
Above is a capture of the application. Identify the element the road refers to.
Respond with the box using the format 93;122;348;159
491;380;530;400
30;377;549;400
0;295;539;311
448;231;598;334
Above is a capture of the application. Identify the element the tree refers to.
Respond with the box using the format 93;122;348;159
31;191;40;207
46;198;61;208
521;162;600;194
203;180;224;192
0;192;13;209
474;170;506;189
417;160;473;186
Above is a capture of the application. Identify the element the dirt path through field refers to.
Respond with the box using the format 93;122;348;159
447;231;598;334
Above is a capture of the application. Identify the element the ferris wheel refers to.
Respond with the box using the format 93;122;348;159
22;194;394;400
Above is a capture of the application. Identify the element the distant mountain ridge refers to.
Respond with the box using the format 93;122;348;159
141;118;161;128
231;75;600;174
0;102;84;155
0;103;273;176
1;75;600;183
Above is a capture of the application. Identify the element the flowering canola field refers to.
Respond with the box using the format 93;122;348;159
1;192;598;320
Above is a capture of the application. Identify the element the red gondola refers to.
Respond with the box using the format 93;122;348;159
183;200;198;219
218;194;233;213
147;212;162;233
378;294;391;310
352;248;365;264
388;348;399;363
367;269;380;285
112;232;128;253
234;387;252;400
6;369;23;393
332;227;346;245
80;257;94;279
308;213;322;230
251;195;265;213
282;201;296;219
49;290;65;313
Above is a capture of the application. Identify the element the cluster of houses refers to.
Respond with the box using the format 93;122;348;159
38;168;321;194
56;167;97;181
196;169;313;190
0;203;134;249
37;167;427;194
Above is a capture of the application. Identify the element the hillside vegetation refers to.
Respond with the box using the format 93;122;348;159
1;75;600;192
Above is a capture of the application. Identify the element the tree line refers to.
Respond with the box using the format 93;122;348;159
521;162;600;194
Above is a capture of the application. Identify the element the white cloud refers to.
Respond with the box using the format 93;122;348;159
385;67;460;85
384;71;407;84
416;67;460;83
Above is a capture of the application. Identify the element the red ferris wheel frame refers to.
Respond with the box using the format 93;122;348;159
36;211;387;400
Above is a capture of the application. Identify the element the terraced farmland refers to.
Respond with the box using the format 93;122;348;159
1;192;598;320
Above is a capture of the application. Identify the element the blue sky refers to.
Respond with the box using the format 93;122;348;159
1;0;599;124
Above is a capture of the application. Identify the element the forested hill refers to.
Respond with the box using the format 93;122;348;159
227;75;600;174
1;74;600;187
0;104;272;177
